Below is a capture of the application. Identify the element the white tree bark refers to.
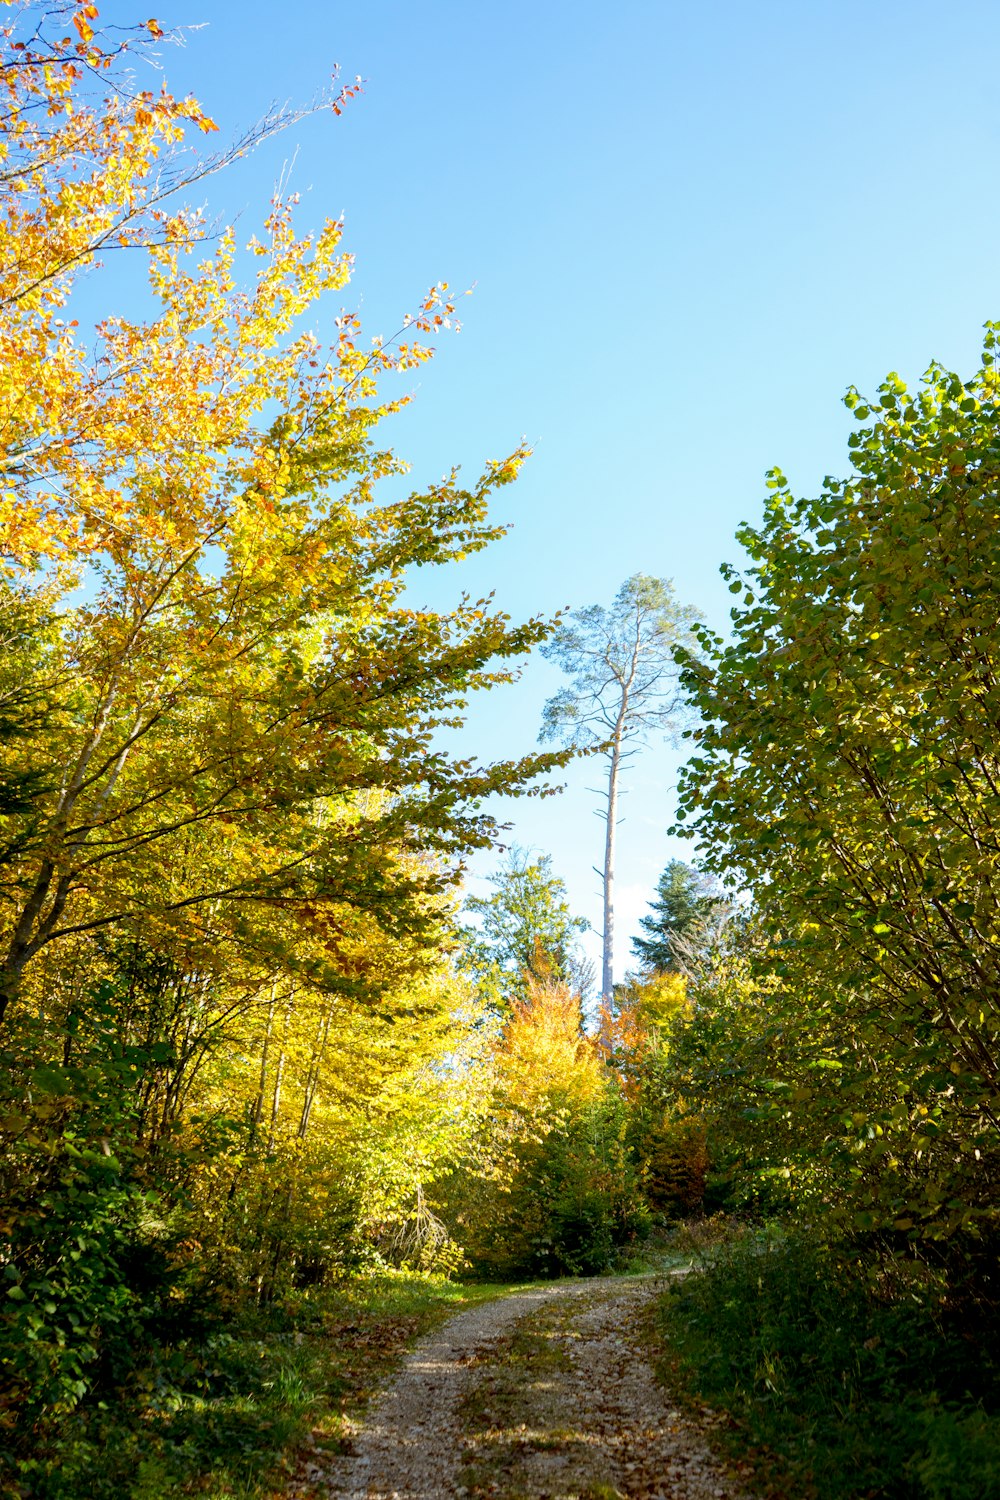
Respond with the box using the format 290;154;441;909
601;738;620;1006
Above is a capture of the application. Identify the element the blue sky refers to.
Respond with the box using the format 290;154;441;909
94;0;1000;977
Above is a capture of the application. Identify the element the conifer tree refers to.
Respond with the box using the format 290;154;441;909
631;860;725;972
539;576;699;1004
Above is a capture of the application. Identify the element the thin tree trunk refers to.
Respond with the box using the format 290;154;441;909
297;1003;334;1140
602;736;622;1006
251;983;278;1139
268;1050;286;1150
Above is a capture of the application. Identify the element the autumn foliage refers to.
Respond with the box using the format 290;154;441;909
446;977;648;1279
0;2;578;1458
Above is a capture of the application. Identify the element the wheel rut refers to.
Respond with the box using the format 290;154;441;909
312;1275;746;1500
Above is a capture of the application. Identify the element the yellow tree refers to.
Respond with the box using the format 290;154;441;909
173;928;494;1293
450;978;647;1276
0;3;563;1023
599;970;709;1214
0;10;572;1423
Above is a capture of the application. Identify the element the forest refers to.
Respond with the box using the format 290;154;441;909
2;4;1000;1499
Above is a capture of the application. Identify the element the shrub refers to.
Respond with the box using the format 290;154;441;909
656;1229;1000;1500
462;1094;649;1279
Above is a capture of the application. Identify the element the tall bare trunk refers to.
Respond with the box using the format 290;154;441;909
602;736;622;1006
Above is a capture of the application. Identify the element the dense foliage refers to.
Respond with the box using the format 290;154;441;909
658;1229;1000;1500
9;7;1000;1498
676;329;1000;1247
0;16;704;1491
0;4;578;1476
447;976;649;1278
651;331;1000;1496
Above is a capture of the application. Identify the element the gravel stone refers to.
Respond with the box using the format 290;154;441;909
317;1276;746;1500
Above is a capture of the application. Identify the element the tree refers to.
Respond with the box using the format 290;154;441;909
0;7;564;1024
0;4;569;1431
0;2;340;560
539;575;700;1005
447;975;646;1277
676;327;1000;1240
460;847;592;1011
631;859;727;972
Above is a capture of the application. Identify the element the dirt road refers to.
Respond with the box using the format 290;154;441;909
315;1274;746;1500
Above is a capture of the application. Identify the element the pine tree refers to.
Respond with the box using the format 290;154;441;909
538;576;699;1004
631;860;723;972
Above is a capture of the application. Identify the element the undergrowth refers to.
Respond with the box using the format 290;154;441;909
3;1272;506;1500
653;1228;1000;1500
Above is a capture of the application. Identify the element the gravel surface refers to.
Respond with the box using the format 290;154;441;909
316;1275;747;1500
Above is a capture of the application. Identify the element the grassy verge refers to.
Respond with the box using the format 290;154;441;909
6;1272;510;1500
645;1227;1000;1500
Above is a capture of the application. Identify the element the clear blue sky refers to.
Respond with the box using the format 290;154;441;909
96;0;1000;978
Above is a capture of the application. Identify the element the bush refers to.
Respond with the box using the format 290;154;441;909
656;1229;1000;1500
461;1095;650;1279
0;1012;211;1440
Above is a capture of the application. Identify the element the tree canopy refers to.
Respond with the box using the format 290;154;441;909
0;4;565;1024
459;847;592;1011
0;7;597;1456
676;328;1000;1239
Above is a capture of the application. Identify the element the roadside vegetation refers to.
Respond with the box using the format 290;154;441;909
653;1230;1000;1500
10;1273;507;1500
639;324;1000;1496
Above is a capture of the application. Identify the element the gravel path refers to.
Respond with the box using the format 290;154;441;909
316;1275;747;1500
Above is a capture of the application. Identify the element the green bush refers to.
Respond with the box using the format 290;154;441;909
462;1095;650;1279
0;1006;210;1439
656;1230;1000;1500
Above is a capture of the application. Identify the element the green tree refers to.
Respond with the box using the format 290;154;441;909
676;326;1000;1241
631;859;728;972
460;848;592;1010
539;576;700;1005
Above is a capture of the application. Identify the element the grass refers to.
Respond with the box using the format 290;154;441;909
5;1271;511;1500
644;1226;1000;1500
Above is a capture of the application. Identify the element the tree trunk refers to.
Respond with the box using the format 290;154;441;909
602;737;622;1007
251;983;279;1139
